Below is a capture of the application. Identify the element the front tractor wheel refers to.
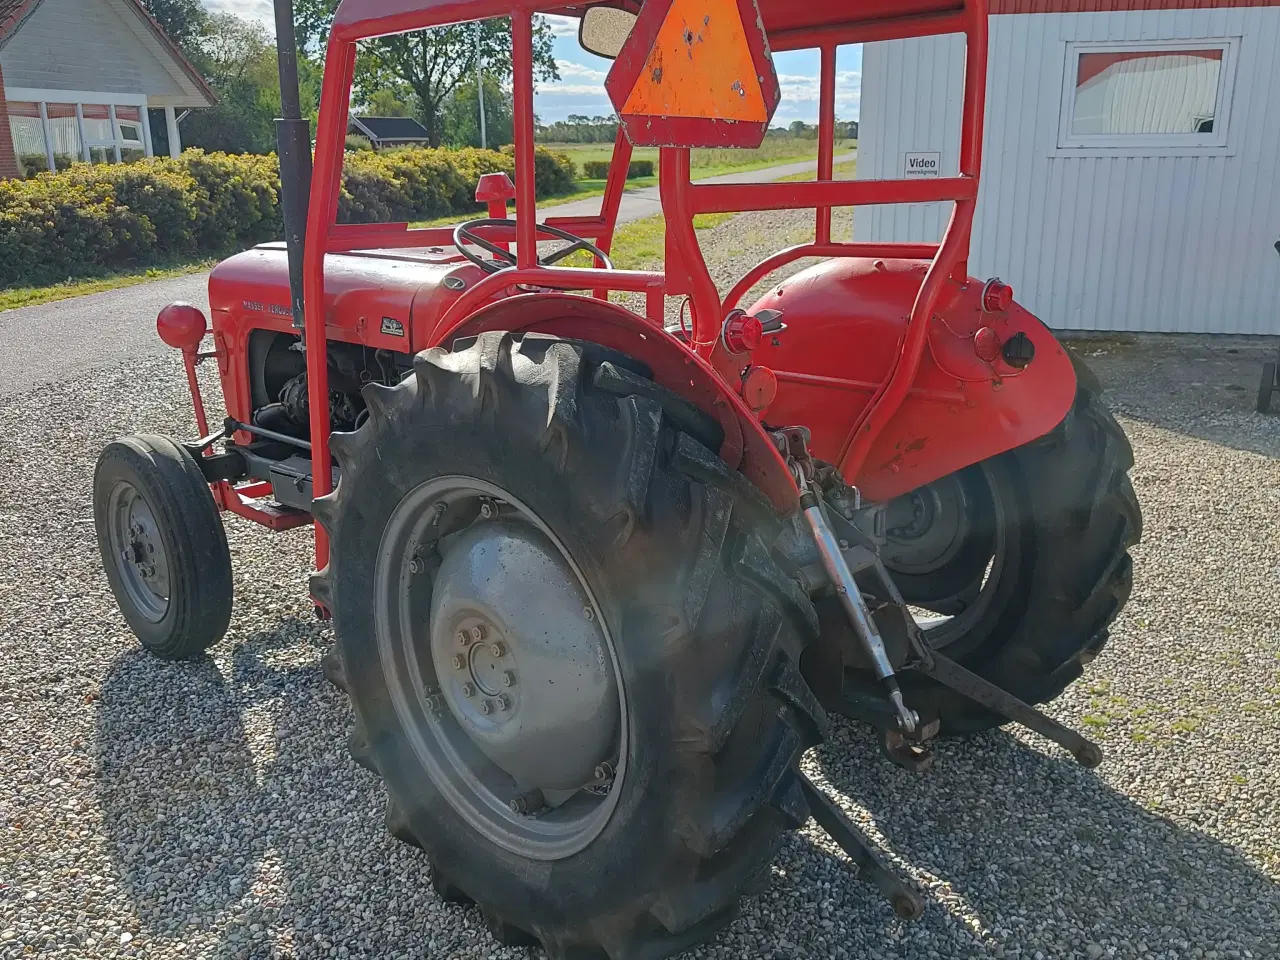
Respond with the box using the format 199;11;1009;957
93;435;233;660
312;333;823;959
883;361;1142;735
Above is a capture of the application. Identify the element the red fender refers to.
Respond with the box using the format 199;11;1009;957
434;293;801;517
749;258;1078;503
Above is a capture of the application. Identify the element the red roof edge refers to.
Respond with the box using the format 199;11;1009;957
125;0;218;107
0;0;44;45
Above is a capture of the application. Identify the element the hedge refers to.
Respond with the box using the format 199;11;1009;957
0;146;577;290
581;159;654;180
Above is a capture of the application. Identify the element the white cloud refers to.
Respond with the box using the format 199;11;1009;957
542;14;580;37
554;60;608;82
536;83;611;97
203;0;275;29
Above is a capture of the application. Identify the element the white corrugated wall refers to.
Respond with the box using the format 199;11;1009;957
855;8;1280;334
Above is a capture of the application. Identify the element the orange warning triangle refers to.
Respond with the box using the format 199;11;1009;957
620;0;768;122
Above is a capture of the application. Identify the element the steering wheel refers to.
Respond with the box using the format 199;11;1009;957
453;218;615;274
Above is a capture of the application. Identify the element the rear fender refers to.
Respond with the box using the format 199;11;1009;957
749;258;1078;503
436;293;800;517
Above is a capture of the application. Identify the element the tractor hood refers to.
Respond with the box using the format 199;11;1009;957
208;243;483;353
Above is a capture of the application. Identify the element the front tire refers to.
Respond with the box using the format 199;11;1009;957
94;435;233;660
885;361;1142;734
312;333;824;959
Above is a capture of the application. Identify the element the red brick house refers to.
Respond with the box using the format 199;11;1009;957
0;0;215;178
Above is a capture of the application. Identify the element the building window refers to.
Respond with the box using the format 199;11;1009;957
9;102;49;176
8;99;152;175
45;104;82;169
1058;40;1236;151
116;106;146;162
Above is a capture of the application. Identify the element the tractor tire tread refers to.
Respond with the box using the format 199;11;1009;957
315;331;822;960
910;367;1142;735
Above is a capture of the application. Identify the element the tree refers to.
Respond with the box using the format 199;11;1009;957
294;1;559;146
139;0;208;53
440;76;514;148
365;88;414;118
180;13;321;155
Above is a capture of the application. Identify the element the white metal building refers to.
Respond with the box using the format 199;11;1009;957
855;0;1280;334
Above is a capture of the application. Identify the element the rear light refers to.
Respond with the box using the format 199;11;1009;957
721;310;763;354
981;278;1014;313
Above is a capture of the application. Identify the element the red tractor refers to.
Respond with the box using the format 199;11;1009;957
94;0;1141;955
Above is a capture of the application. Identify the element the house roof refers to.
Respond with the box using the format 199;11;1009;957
0;0;40;42
351;116;431;142
0;0;216;107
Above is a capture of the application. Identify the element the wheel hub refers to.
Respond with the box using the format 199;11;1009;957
430;518;619;793
107;483;170;622
883;474;972;575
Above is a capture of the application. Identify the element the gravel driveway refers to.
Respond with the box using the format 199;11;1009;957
2;211;1279;960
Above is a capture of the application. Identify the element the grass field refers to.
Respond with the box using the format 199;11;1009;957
542;139;854;181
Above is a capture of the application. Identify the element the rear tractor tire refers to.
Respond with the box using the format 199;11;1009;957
312;332;825;959
94;435;233;660
883;358;1142;735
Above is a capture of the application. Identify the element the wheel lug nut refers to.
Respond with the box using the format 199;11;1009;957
583;606;595;622
594;761;614;782
479;501;495;519
502;670;516;687
469;624;487;643
509;789;544;816
458;629;472;647
461;682;475;698
479;699;492;715
489;641;506;657
452;654;466;670
496;695;510;711
425;695;442;714
409;556;423;574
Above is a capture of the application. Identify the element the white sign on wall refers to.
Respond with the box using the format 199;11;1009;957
904;151;941;178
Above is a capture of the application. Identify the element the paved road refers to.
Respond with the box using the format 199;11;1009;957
0;151;854;398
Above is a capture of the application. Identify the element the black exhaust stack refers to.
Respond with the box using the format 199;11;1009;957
274;0;313;332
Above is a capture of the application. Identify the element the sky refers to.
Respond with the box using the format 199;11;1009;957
202;3;860;124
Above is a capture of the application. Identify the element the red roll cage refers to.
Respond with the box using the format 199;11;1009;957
301;0;991;564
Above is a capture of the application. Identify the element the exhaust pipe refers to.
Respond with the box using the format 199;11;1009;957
273;0;313;332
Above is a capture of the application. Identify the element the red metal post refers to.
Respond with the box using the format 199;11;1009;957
838;0;988;478
955;0;988;273
659;148;721;353
303;37;356;568
815;44;837;244
511;11;538;269
182;352;211;437
593;126;634;299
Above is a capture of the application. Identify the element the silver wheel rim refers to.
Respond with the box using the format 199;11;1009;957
882;465;1008;650
106;481;171;623
373;477;628;861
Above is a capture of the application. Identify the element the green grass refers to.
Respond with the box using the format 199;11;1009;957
776;159;858;183
0;259;217;312
556;212;735;271
543;139;855;179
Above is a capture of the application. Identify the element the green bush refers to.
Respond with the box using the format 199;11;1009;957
0;146;577;289
582;159;653;180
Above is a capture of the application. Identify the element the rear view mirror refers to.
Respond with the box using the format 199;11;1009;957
579;6;638;60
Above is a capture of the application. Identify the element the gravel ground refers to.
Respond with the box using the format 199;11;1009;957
2;212;1279;960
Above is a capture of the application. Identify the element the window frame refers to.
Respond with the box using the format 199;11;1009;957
1055;38;1239;157
6;93;153;174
